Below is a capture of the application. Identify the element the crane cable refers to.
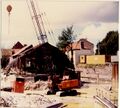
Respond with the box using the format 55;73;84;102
30;0;45;43
43;12;57;45
44;12;57;45
26;0;40;44
8;12;10;34
34;0;48;42
26;0;56;45
41;12;55;44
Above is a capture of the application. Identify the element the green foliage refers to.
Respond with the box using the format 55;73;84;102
96;31;119;55
56;26;75;50
56;26;76;63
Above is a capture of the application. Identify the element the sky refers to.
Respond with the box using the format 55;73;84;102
1;0;119;50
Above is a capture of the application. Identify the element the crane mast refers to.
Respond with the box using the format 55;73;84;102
26;0;48;44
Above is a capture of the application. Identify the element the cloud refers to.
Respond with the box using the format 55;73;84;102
1;0;119;48
39;1;118;25
93;2;118;22
77;22;118;49
76;22;118;52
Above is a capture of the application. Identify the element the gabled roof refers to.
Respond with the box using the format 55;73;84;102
72;41;80;50
66;38;94;51
12;41;24;49
79;38;94;46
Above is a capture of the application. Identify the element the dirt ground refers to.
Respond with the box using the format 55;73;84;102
0;65;118;108
45;84;104;108
0;82;118;108
25;83;118;108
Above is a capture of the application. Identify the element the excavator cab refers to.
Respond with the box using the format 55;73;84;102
47;69;79;96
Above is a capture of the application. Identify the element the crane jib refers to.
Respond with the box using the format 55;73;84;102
26;0;48;44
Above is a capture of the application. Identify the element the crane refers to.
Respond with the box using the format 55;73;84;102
26;0;48;44
26;0;79;96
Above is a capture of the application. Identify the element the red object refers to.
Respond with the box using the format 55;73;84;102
7;5;12;13
13;78;25;93
58;79;78;90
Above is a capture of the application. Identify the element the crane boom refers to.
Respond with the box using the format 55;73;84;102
26;0;47;44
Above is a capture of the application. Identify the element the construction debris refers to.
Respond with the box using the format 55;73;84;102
0;91;59;108
24;80;49;90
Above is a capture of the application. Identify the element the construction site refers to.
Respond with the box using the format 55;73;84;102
0;0;119;108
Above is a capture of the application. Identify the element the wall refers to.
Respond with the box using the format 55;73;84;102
111;55;119;62
86;55;106;64
73;49;94;67
112;63;118;91
66;39;94;67
80;39;94;50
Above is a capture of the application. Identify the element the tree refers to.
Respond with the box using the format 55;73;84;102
56;26;75;63
96;31;119;55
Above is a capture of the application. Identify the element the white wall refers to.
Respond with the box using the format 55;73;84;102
111;55;118;62
73;49;94;67
66;49;94;67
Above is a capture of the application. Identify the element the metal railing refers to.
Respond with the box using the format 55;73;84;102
94;88;118;108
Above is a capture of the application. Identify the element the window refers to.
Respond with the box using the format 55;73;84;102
81;42;84;49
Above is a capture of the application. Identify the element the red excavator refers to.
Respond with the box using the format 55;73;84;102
47;68;80;96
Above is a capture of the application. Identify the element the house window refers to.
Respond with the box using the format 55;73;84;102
81;42;84;49
26;60;31;67
81;57;84;59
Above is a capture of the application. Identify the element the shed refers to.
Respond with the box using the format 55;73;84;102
7;43;75;78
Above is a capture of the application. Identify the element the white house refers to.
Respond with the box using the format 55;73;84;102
66;38;94;67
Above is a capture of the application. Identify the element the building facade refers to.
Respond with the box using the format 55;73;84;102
66;38;94;67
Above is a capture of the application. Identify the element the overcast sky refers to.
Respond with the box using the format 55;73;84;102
1;0;119;49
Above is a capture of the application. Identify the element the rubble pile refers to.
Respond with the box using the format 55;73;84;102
0;70;60;107
25;80;49;90
0;91;58;107
0;97;10;107
0;70;49;91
